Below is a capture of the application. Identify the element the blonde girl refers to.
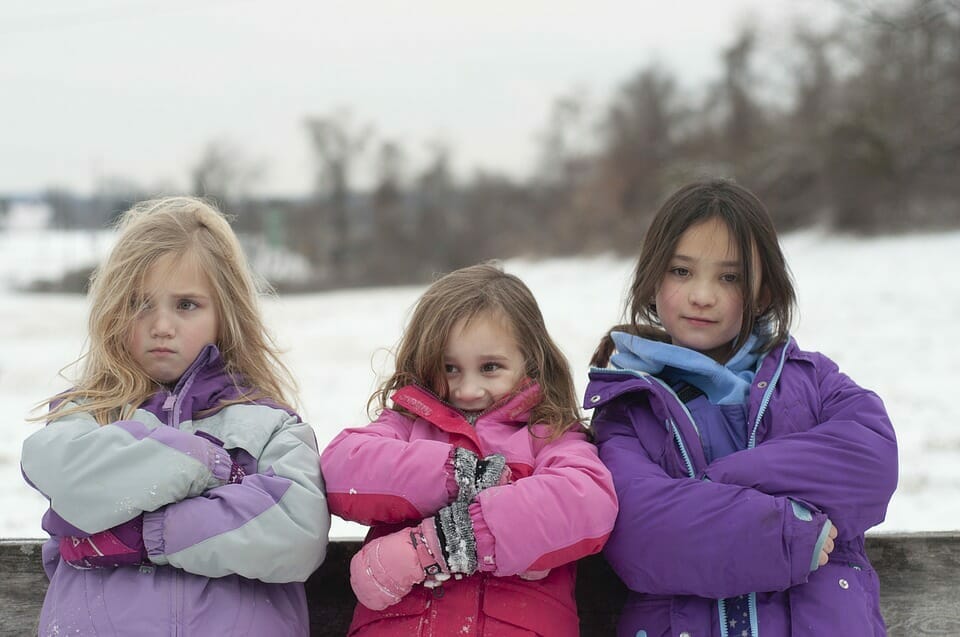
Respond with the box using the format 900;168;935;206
21;196;329;636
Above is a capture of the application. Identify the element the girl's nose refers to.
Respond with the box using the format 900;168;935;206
453;377;485;400
688;280;716;307
150;311;174;338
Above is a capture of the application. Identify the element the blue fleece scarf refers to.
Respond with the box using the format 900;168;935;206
610;331;761;405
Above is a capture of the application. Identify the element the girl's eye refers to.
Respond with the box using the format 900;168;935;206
178;299;198;311
721;273;740;283
444;364;459;374
669;267;690;277
481;362;501;373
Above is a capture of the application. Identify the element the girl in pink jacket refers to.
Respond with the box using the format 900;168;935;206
321;262;618;636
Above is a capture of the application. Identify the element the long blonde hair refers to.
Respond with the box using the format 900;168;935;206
38;197;297;424
371;262;582;438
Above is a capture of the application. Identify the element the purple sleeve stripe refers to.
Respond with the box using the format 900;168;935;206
41;507;88;537
112;419;154;440
146;472;292;556
114;420;231;481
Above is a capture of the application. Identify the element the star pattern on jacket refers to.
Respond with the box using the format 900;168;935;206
726;594;751;637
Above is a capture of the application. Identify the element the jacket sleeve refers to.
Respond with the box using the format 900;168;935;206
469;427;618;577
704;354;898;536
595;401;827;599
143;411;329;583
320;409;456;524
21;405;232;534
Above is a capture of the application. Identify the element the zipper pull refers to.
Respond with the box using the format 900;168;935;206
162;392;176;411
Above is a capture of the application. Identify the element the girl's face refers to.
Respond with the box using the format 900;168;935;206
127;253;219;384
442;312;526;413
655;217;757;362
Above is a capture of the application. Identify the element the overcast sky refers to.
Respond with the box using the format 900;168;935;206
1;0;839;196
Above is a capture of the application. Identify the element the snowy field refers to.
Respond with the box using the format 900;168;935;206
1;222;957;539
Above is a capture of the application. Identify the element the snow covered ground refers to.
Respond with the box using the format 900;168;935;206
1;225;957;539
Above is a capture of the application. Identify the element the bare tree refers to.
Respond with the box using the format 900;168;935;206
303;110;373;275
190;140;264;211
594;64;682;248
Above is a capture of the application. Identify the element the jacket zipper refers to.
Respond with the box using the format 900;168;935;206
160;346;213;428
413;381;532;427
172;568;181;637
721;345;788;637
748;345;789;449
668;418;696;478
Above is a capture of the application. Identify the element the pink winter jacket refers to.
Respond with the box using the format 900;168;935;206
320;382;618;637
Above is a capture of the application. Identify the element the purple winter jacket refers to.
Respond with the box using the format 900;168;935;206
585;337;898;637
21;345;330;636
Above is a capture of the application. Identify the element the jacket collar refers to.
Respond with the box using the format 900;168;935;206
391;380;542;449
609;331;761;405
138;344;242;424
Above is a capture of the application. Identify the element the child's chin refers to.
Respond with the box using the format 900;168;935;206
455;404;489;413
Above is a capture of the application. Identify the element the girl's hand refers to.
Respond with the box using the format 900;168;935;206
452;448;510;504
818;524;839;566
194;430;246;484
60;516;148;569
350;519;448;610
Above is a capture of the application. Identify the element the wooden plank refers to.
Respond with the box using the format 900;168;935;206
2;534;959;636
867;533;960;636
0;541;44;637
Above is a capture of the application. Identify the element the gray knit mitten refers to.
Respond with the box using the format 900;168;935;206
453;447;509;504
435;501;478;575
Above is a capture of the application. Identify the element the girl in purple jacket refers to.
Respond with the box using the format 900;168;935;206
21;197;329;636
321;262;618;636
586;179;897;636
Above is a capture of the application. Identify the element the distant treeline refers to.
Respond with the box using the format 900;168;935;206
14;0;960;290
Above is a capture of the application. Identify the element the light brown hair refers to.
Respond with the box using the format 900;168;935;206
592;179;796;366
371;262;582;438
37;197;297;424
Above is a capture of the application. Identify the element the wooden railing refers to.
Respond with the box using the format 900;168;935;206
2;533;958;636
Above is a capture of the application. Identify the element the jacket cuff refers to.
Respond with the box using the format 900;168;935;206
202;443;233;487
784;499;828;585
444;447;459;499
142;508;168;565
470;502;497;572
810;518;834;572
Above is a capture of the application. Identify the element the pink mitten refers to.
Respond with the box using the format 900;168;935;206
60;516;148;569
350;520;448;611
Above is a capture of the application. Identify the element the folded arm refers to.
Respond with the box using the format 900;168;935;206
320;409;457;524
705;360;898;535
144;414;330;582
21;406;232;533
596;405;826;599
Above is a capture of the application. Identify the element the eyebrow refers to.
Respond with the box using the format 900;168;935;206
672;254;742;268
444;354;512;361
150;290;212;300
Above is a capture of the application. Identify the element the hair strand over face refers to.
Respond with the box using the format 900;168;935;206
36;196;298;425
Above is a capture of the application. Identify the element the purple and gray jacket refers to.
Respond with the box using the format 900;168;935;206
585;337;898;637
21;345;330;636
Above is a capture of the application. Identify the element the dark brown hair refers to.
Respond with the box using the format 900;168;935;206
592;179;796;367
372;262;582;438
